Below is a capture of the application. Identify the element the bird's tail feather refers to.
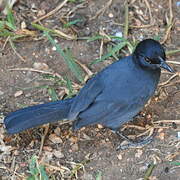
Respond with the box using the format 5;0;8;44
4;98;74;134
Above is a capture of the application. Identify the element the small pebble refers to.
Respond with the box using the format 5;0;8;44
108;13;114;18
177;132;180;139
52;46;57;51
172;122;177;129
14;90;23;97
21;21;27;29
0;90;4;96
164;167;169;173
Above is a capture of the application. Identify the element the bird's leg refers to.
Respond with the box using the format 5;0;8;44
115;129;157;151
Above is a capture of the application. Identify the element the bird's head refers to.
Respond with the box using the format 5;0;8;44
133;39;174;73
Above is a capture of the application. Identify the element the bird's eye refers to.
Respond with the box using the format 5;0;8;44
145;57;152;64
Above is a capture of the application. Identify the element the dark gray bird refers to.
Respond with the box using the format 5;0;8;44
4;39;174;149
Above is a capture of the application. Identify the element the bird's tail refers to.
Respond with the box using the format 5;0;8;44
4;98;74;134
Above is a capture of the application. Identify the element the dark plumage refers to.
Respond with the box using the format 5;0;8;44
4;39;174;141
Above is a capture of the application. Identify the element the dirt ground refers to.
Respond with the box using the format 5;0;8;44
0;0;180;179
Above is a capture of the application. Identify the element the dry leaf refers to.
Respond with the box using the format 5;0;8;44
71;143;79;152
43;146;53;152
69;136;78;143
54;127;61;136
53;150;64;159
33;62;49;71
157;132;165;140
49;134;63;144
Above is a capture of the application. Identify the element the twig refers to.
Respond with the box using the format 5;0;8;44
90;0;113;20
33;0;69;23
124;1;129;39
162;80;180;87
159;72;180;86
154;120;180;124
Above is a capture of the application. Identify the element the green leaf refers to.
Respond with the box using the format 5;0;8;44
90;41;127;65
144;164;156;180
48;87;59;101
39;166;49;180
169;161;180;166
64;19;82;28
65;76;74;97
27;155;49;180
29;155;38;176
6;8;16;30
44;31;84;83
96;171;102;180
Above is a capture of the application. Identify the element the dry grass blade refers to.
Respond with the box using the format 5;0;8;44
75;60;93;77
123;1;129;39
166;61;180;65
33;0;69;23
39;124;50;156
31;23;76;40
54;29;77;40
143;0;153;24
161;20;175;44
9;38;26;62
43;163;70;172
9;67;81;89
9;67;65;80
90;0;113;20
0;166;25;178
161;0;174;43
122;124;146;131
114;22;154;29
166;49;180;56
66;1;87;17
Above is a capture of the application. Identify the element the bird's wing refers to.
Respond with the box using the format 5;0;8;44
68;75;104;120
72;100;134;130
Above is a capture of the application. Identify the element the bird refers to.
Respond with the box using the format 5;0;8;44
4;39;174;149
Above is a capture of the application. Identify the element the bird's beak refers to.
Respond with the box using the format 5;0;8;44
158;57;175;73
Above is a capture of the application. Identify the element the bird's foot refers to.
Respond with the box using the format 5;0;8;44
115;130;156;151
